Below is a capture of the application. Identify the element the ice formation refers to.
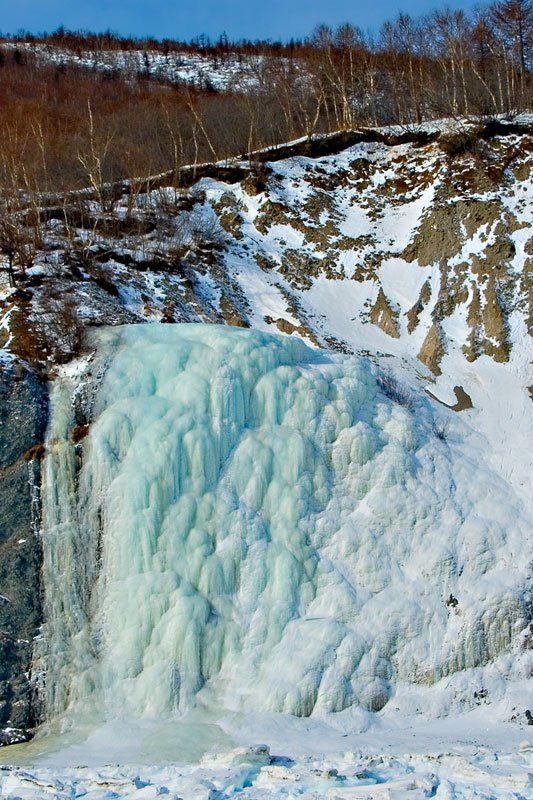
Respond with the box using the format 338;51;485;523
40;324;529;726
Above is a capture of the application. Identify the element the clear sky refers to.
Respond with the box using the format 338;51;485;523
2;0;489;41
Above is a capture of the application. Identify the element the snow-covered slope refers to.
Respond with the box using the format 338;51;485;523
0;41;268;90
3;124;530;497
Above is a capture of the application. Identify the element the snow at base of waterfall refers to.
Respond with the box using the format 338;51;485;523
0;712;532;799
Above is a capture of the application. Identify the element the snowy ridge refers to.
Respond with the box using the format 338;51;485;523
0;41;269;90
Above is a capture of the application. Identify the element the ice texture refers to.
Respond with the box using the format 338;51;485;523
40;324;530;725
2;743;533;799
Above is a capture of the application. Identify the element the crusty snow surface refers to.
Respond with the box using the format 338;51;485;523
1;716;532;798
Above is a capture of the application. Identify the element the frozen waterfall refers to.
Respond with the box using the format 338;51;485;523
39;324;529;727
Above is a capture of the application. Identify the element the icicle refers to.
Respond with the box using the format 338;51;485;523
27;459;41;539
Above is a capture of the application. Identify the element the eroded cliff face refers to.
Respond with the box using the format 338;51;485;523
0;364;48;745
0;122;530;378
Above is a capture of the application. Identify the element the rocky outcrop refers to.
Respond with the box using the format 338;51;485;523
463;279;511;363
482;279;510;363
402;199;506;268
219;295;249;328
212;193;245;239
370;288;400;338
406;281;431;334
418;323;446;375
0;362;48;745
426;385;473;412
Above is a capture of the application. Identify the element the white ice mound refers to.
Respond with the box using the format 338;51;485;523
42;324;530;723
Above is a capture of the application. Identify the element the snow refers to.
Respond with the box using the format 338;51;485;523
0;42;275;91
172;133;531;511
0;303;16;355
0;716;532;798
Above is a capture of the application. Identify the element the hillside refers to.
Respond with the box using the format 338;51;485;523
0;41;266;90
1;118;531;485
0;119;531;798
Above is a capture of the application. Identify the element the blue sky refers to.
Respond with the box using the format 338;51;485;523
2;0;489;41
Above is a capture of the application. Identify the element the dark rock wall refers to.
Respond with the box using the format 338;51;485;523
0;363;48;745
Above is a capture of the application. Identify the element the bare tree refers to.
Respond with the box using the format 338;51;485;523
0;208;32;286
381;14;425;124
77;100;116;213
490;0;533;109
